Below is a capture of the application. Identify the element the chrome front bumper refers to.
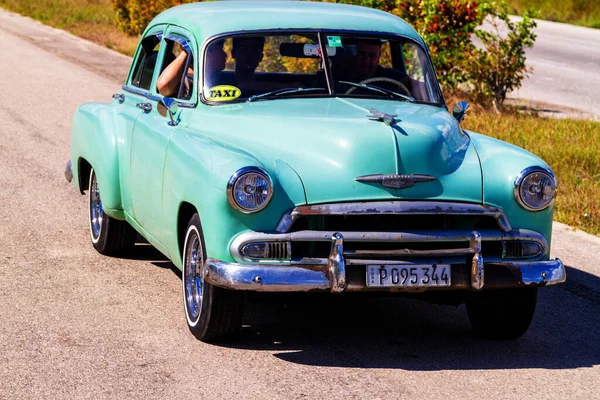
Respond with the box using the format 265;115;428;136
205;232;566;292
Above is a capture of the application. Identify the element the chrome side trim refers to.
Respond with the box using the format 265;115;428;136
230;228;547;264
275;201;512;233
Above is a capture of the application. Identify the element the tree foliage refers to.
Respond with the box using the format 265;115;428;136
112;0;195;36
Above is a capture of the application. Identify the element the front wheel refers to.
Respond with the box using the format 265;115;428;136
182;214;245;341
466;287;538;339
88;168;136;255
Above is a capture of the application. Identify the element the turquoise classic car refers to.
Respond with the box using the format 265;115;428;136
68;1;565;341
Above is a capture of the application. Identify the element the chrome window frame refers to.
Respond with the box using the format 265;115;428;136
122;27;197;109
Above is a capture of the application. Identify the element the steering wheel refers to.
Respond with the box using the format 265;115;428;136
344;77;411;96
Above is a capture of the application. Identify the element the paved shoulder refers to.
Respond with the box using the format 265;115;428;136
0;8;131;82
552;221;600;294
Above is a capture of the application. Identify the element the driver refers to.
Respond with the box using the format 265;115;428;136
335;39;412;95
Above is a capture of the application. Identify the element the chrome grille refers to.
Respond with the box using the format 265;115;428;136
503;241;524;258
268;242;289;259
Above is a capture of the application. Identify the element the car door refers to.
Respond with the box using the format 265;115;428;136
119;27;165;217
129;27;197;244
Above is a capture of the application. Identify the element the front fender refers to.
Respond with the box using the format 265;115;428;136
162;129;307;268
468;131;555;248
70;102;123;214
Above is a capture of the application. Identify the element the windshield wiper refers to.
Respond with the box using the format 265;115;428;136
247;87;327;102
338;81;416;103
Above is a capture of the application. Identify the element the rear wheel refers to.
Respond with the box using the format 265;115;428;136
183;213;245;341
88;168;136;255
466;287;538;339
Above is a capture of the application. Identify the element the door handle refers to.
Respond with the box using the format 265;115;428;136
136;102;152;112
112;93;125;103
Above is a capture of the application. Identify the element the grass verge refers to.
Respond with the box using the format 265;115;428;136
0;0;139;55
506;0;600;29
463;113;600;235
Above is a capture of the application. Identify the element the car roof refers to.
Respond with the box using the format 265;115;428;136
148;0;424;45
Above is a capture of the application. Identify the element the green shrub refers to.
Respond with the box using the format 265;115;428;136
392;0;493;89
468;8;538;109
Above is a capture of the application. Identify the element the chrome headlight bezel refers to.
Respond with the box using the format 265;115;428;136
513;166;557;212
227;166;273;214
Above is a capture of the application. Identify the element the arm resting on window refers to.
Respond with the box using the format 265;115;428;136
157;51;188;97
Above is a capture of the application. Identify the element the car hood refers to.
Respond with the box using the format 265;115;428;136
189;98;483;204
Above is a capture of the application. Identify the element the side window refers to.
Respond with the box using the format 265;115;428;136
401;43;424;81
130;34;162;90
157;37;194;100
399;42;440;103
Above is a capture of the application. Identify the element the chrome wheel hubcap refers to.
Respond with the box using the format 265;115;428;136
90;172;103;241
184;230;204;321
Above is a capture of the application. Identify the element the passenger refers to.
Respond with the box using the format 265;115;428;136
231;36;265;89
157;43;192;98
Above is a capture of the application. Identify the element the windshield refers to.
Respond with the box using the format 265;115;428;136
203;32;442;105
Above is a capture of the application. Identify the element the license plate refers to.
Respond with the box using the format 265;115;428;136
366;264;451;287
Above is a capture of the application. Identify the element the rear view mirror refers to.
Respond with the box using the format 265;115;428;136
453;101;469;123
158;97;179;126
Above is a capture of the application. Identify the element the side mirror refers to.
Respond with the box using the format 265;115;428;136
158;97;179;126
453;101;469;123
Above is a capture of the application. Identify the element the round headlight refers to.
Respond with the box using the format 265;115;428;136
514;167;557;211
227;167;273;213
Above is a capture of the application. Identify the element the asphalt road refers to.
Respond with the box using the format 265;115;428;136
504;18;600;119
0;9;599;400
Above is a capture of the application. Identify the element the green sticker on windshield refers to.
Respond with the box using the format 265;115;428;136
327;36;343;47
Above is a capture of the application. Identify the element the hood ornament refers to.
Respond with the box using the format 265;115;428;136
367;108;397;126
355;173;437;189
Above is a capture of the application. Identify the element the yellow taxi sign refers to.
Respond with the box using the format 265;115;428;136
205;85;241;101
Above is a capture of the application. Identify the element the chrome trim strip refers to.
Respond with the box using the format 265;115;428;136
513;166;557;212
231;228;547;264
275;201;512;233
343;248;475;257
204;258;566;292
